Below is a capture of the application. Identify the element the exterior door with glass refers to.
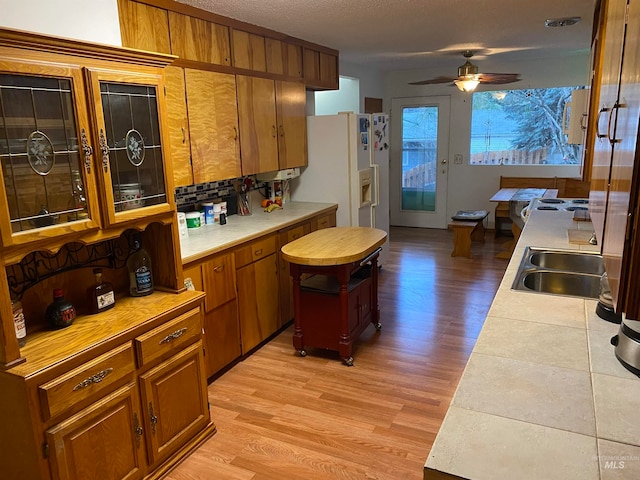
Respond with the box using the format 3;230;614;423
390;96;450;228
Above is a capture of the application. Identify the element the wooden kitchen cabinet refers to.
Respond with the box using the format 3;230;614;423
184;68;241;182
236;75;279;175
232;30;267;72
303;47;339;90
116;0;171;54
168;11;231;65
235;235;280;353
138;341;209;468
589;0;640;318
276;81;308;169
163;66;193;188
201;252;241;378
266;38;303;78
278;222;311;326
46;383;145;480
237;76;307;175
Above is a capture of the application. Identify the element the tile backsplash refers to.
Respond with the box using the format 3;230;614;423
174;177;267;215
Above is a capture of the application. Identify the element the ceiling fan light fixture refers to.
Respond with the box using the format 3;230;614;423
454;76;480;92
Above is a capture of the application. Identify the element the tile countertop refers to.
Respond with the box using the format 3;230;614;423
179;201;338;265
425;207;640;480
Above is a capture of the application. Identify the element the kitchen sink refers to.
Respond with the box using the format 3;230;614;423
528;250;604;275
512;247;604;299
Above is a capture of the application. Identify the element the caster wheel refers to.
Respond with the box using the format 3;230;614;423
375;322;382;331
343;356;354;366
299;349;307;357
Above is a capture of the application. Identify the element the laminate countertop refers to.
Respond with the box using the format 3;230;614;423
179;201;338;265
424;207;640;480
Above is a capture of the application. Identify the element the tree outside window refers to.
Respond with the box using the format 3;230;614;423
470;87;586;165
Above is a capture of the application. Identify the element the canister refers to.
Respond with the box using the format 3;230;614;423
186;211;201;229
177;212;188;238
213;203;222;222
202;202;215;224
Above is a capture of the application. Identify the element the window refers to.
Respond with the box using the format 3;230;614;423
470;87;586;165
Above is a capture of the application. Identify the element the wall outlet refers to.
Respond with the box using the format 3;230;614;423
454;154;463;164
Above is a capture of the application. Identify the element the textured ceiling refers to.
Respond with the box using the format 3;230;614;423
178;0;596;72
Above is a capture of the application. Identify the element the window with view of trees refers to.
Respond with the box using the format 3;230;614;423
470;87;585;165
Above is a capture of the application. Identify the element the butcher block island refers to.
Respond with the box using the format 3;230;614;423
281;227;387;366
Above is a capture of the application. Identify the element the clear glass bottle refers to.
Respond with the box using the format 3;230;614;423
45;289;76;329
127;234;153;297
87;268;116;314
11;299;27;347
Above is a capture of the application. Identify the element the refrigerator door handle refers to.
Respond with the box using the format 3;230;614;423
371;164;380;208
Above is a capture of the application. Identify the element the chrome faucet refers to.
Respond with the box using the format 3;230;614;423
589;232;598;245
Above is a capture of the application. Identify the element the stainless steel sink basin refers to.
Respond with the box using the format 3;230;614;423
529;250;604;275
521;271;601;298
512;247;604;298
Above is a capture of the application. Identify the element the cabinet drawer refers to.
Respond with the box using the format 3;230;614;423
313;213;336;231
135;307;202;367
286;225;308;243
235;235;277;268
38;343;134;421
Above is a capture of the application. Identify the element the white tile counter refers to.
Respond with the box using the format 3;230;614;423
425;208;640;480
179;201;337;264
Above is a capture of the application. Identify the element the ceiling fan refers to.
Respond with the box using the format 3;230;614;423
409;50;521;92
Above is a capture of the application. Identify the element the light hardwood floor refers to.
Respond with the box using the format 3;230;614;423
167;226;508;480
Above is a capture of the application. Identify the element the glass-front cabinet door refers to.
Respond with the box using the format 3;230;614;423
85;69;173;226
0;61;100;247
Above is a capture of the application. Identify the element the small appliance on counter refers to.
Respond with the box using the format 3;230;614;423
611;318;640;377
257;168;300;205
596;272;622;323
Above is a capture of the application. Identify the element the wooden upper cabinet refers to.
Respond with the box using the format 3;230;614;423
184;69;241;182
232;30;267;72
304;47;339;90
266;38;303;78
236;75;279;176
169;11;231;65
116;0;171;54
164;66;193;188
276;81;307;169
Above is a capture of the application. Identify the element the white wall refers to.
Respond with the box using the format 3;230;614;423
315;76;360;114
384;53;591;227
340;61;386;113
0;0;121;45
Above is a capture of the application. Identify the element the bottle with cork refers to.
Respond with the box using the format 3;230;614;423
86;268;116;314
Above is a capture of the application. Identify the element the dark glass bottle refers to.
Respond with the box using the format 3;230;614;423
87;268;116;314
127;234;153;297
45;289;76;329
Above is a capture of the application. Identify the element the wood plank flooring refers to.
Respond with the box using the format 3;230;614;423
167;226;508;480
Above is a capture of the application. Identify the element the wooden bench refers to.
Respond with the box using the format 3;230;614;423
449;211;489;258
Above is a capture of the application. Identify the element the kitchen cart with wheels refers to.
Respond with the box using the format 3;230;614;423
281;227;387;366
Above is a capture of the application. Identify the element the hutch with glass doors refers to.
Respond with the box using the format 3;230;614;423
0;28;214;480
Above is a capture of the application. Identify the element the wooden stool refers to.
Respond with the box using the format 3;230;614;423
449;210;489;258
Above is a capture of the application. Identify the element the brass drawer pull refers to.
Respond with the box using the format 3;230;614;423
254;248;263;256
72;368;114;391
133;412;143;448
159;327;187;344
149;403;158;435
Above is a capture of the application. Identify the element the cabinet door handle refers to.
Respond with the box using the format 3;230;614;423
213;264;225;272
279;125;285;137
81;129;93;174
149;403;158;435
159;327;187;344
608;102;623;144
181;127;186;144
233;126;238;140
596;106;610;139
72;368;114;391
133;413;143;448
254;248;263;256
99;129;110;172
272;125;277;138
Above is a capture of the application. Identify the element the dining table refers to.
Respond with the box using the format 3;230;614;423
490;188;559;258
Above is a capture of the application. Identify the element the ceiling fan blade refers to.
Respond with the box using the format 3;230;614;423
477;73;521;84
408;76;455;85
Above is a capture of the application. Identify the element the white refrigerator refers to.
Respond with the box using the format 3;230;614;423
291;112;390;265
